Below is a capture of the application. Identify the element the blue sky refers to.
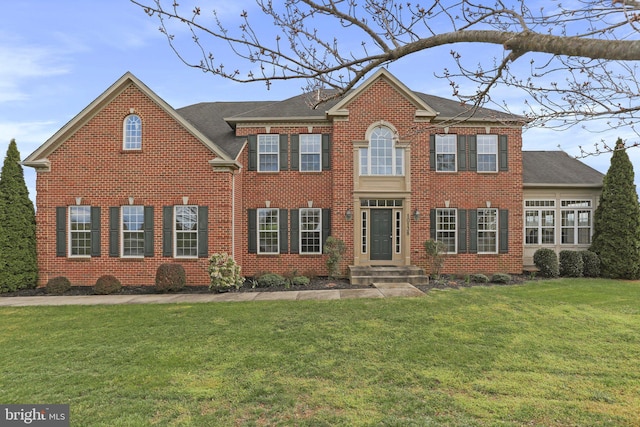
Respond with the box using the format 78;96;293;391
1;0;637;203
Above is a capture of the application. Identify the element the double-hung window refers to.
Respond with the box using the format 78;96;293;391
300;208;321;254
477;135;498;172
122;206;145;257
360;126;404;175
300;134;321;172
258;208;279;254
436;208;457;253
175;205;198;257
258;134;279;172
69;206;91;256
477;208;498;253
435;135;457;172
123;115;142;150
561;200;592;244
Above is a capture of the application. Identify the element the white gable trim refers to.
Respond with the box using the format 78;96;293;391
23;72;233;169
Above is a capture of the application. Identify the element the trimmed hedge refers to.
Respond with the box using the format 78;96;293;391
46;276;71;295
491;273;512;284
256;273;287;288
470;274;489;283
559;250;584;278
581;250;601;278
533;248;559;278
94;275;122;295
155;263;186;293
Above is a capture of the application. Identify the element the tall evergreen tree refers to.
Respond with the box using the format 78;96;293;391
590;138;640;279
0;140;37;292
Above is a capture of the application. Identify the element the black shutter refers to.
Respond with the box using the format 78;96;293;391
322;134;331;170
499;135;508;171
457;135;467;171
469;209;478;253
322;208;331;251
290;209;299;254
144;206;154;257
290;135;299;171
109;207;119;257
429;135;436;170
468;135;477;171
248;135;257;171
162;206;173;257
429;209;436;240
248;209;257;253
279;209;288;253
90;207;101;257
56;207;66;257
198;206;208;258
499;209;509;253
279;134;288;171
458;209;467;253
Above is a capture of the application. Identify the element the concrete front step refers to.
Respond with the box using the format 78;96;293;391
349;265;428;286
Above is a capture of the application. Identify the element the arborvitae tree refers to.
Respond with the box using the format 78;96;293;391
590;138;640;279
0;140;37;292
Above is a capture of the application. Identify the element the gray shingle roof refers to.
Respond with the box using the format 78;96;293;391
523;151;603;187
176;101;273;159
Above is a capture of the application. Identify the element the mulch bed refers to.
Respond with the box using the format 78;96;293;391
1;275;536;297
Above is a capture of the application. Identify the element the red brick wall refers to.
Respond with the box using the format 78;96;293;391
236;126;334;277
35;84;234;286
34;75;525;286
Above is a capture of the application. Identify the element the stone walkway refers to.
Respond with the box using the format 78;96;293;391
0;282;424;307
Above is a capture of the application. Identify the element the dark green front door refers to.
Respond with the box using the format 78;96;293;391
370;209;393;260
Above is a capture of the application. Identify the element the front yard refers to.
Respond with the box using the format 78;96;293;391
1;278;639;426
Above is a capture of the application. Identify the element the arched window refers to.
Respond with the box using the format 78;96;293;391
123;115;142;150
360;125;404;175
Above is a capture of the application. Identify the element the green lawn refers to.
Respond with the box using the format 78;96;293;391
1;279;639;426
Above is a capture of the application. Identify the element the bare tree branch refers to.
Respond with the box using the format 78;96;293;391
130;0;640;150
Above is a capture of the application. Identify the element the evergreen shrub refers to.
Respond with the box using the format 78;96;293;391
491;273;512;284
94;275;122;295
580;250;601;278
208;253;244;290
291;276;310;286
155;263;186;292
533;248;559;278
559;250;584;277
256;273;287;288
46;276;71;295
470;274;489;283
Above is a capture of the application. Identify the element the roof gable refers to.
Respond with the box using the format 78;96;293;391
326;69;438;120
23;72;237;170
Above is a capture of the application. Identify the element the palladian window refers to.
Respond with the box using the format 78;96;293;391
360;126;404;176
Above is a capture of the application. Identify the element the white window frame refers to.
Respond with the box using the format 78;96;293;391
436;208;457;254
258;208;279;254
300;208;322;254
257;134;279;172
122;205;144;258
561;200;592;245
477;134;498;172
123;114;142;150
361;210;368;254
524;200;556;245
174;205;198;258
478;208;498;254
435;134;457;172
360;126;404;176
69;205;91;257
300;134;322;172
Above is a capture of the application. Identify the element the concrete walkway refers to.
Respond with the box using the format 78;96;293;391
0;282;424;307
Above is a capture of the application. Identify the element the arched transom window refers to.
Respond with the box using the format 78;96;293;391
123;114;142;150
360;126;404;175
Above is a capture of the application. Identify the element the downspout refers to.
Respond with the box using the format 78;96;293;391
232;169;236;259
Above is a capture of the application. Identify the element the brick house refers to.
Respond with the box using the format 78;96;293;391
23;69;603;286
